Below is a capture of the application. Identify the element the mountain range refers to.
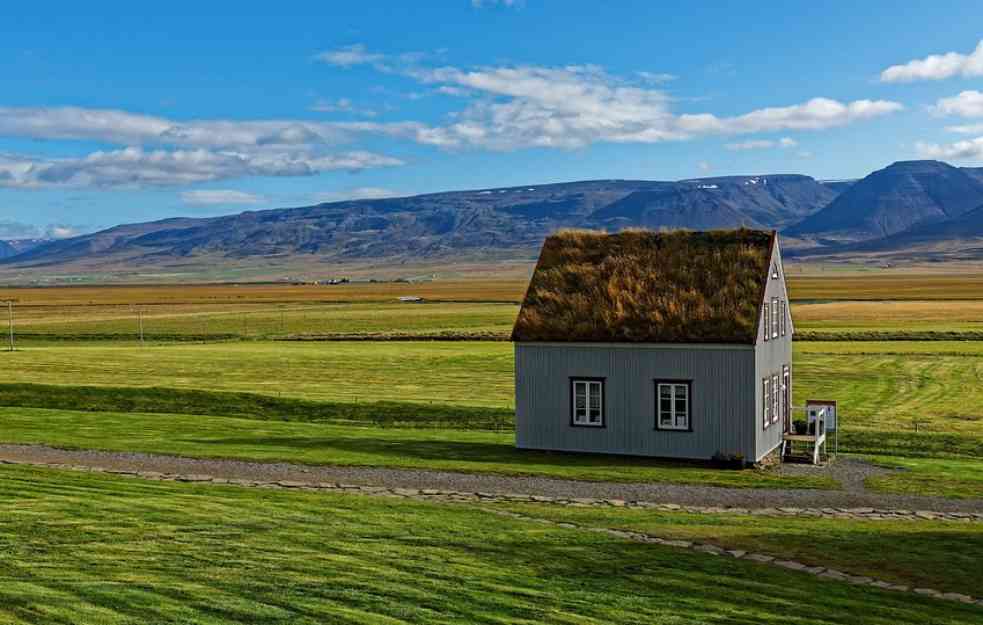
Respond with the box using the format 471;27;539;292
3;160;983;281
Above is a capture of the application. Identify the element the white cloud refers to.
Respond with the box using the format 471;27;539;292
636;71;677;84
931;90;983;118
916;137;983;160
309;98;378;117
0;106;353;149
314;44;385;68
394;63;902;150
946;122;983;134
0;147;404;189
725;136;798;151
697;161;711;172
880;40;983;82
181;190;265;206
312;187;403;203
725;139;774;151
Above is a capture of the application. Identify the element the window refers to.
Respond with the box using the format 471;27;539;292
763;303;770;342
772;373;780;425
771;298;780;339
772;264;780;280
656;381;691;431
780;300;787;337
763;377;771;428
571;379;604;427
782;365;791;429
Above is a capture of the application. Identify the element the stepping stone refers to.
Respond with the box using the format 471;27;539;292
176;474;213;482
941;593;975;603
662;540;693;549
277;481;307;488
744;554;775;563
393;488;420;496
914;588;941;597
694;545;724;556
725;550;747;559
774;560;807;571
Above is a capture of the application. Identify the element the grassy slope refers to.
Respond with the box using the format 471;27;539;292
504;504;983;597
4;341;983;448
0;407;833;489
1;464;978;625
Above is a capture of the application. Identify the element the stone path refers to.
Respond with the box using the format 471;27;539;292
2;452;981;608
1;444;981;514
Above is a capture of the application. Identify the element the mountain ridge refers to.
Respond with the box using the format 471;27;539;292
5;161;983;278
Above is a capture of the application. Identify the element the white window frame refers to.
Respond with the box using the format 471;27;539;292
772;373;781;425
780;299;787;337
763;377;771;429
782;365;791;429
656;381;691;431
771;298;780;339
763;303;770;342
571;379;604;427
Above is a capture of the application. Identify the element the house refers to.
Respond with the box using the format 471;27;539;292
511;228;793;464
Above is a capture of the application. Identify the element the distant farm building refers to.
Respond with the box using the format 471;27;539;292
511;229;793;464
398;296;425;303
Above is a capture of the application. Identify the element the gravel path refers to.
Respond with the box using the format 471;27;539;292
2;443;980;513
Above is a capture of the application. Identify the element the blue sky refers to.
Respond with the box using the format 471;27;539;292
1;1;982;238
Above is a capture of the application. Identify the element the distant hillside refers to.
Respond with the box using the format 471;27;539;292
8;160;983;281
788;161;983;244
0;176;837;275
0;241;16;259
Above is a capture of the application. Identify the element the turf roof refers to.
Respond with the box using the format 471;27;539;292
512;228;776;344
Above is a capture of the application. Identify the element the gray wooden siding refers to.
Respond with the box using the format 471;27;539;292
515;343;757;460
754;238;794;460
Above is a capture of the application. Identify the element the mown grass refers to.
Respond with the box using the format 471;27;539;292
504;504;983;597
0;341;516;407
0;383;515;429
795;341;983;456
12;302;519;342
4;340;983;452
2;465;976;625
863;456;983;500
0;407;834;489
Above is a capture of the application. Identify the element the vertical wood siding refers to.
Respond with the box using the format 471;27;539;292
754;238;794;460
515;343;756;460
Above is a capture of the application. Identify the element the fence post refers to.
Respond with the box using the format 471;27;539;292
5;300;13;352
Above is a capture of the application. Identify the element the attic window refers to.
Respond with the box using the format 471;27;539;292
571;379;604;427
772;264;780;280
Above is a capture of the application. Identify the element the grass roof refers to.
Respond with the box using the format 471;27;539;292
512;228;775;344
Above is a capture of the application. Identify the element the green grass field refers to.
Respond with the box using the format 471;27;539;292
504;503;983;597
1;464;979;625
13;302;520;341
2;339;982;496
0;407;833;489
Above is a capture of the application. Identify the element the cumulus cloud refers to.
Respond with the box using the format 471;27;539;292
416;64;901;150
725;136;798;151
916;137;983;160
880;40;983;82
181;190;266;206
0;148;404;189
931;90;983;118
309;98;378;117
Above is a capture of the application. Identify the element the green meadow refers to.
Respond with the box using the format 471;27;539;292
1;464;979;625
